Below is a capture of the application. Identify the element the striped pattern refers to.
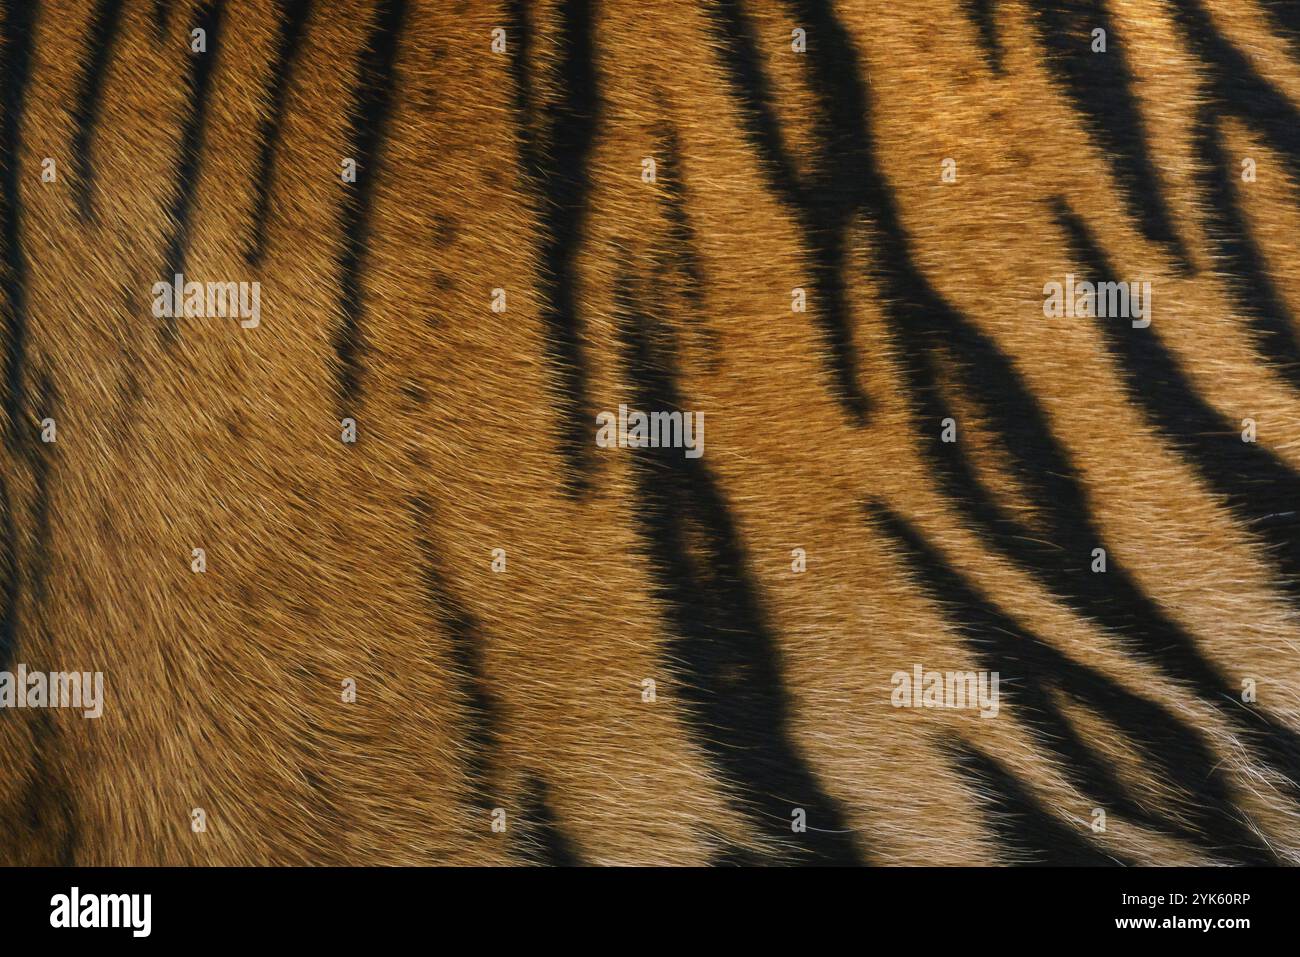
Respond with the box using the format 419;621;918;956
0;0;1298;865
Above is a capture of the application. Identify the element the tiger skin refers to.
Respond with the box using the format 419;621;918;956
1;0;1299;866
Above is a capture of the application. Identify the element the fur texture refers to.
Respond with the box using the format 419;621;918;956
2;0;1300;865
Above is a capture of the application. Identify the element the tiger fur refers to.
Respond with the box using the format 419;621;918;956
2;0;1300;865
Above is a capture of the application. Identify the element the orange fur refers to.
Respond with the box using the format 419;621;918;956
1;0;1299;865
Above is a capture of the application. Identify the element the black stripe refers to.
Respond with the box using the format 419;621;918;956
70;0;126;220
651;121;726;365
960;0;1005;74
508;0;601;494
1261;0;1300;57
13;396;69;863
1192;111;1300;392
709;0;872;425
882;246;1300;793
1171;0;1300;190
742;0;1300;802
153;0;171;34
333;0;407;400
0;471;17;668
0;0;38;668
615;271;862;866
706;1;807;211
755;0;1300;792
870;502;1277;864
411;497;500;813
1024;0;1190;269
654;124;705;309
883;280;1233;703
25;368;55;618
159;0;227;337
762;0;1246;739
13;712;80;865
1051;196;1300;789
949;741;1124;865
246;0;313;266
505;0;538;174
515;776;581;866
1053;197;1300;597
709;843;768;866
0;0;36;441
